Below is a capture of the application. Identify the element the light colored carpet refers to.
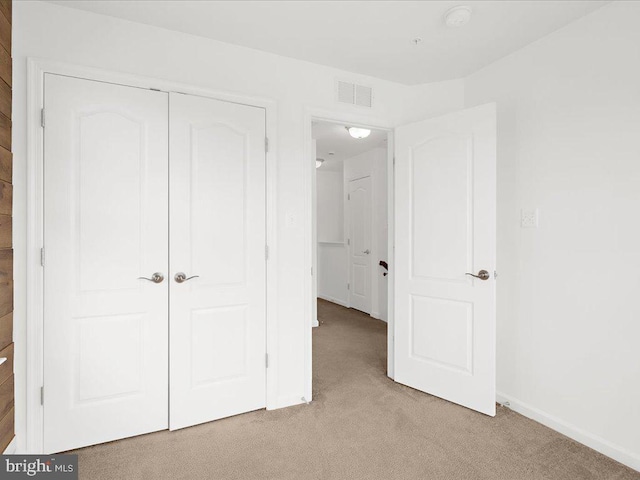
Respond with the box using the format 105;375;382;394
71;299;640;479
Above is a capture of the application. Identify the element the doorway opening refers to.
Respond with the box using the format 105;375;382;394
310;119;393;387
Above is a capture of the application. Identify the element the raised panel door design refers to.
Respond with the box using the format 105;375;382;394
169;92;266;430
76;111;145;293
410;296;473;374
190;123;247;286
76;314;144;403
43;74;169;452
411;134;473;283
395;104;496;416
190;306;248;387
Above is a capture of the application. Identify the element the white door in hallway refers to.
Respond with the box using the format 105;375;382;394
348;176;372;313
394;104;496;416
43;74;169;452
169;92;267;430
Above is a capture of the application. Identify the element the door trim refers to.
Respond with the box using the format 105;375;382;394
304;109;395;403
26;58;279;453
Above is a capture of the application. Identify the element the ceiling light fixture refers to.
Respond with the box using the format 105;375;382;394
316;158;325;169
444;6;472;28
346;127;371;139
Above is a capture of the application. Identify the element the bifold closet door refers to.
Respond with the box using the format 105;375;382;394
43;74;169;453
169;93;267;430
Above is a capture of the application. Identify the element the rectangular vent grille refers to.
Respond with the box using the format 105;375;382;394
336;81;373;108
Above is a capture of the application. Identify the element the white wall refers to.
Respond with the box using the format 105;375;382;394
317;244;349;307
13;1;464;452
316;169;348;306
464;1;640;470
317;170;344;243
344;147;388;321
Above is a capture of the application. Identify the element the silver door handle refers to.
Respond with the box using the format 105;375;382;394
465;270;490;281
363;249;370;254
138;272;164;283
175;272;200;283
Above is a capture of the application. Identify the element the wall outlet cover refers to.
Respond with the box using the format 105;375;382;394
521;208;539;228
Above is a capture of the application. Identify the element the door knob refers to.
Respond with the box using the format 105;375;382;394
138;272;164;283
363;249;370;254
465;270;490;281
175;272;200;283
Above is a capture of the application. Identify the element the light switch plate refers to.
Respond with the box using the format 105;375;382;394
521;208;539;228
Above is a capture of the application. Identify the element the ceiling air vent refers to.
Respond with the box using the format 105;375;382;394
336;80;373;108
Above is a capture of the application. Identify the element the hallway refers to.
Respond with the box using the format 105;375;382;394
71;300;638;479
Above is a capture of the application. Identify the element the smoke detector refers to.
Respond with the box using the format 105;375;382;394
444;6;472;28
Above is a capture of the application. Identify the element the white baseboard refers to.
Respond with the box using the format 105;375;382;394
497;392;640;472
3;437;16;454
370;311;388;322
312;319;319;327
317;294;348;308
270;394;307;410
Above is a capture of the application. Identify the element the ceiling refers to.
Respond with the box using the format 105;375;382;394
47;0;608;85
313;121;387;172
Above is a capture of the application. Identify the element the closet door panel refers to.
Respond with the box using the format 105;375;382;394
43;74;169;453
169;92;266;430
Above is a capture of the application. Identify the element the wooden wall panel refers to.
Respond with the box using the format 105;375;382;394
0;215;10;248
0;48;8;88
0;375;12;421
0;81;9;120
0;407;13;452
0;343;12;386
0;248;10;280
0;148;10;184
0;181;10;216
0;12;8;55
0;1;9;25
0;281;11;320
0;0;11;453
0;114;9;152
0;313;10;351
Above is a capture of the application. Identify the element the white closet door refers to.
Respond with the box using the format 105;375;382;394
43;74;169;453
169;93;267;430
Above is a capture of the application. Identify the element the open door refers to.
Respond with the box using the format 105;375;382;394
394;103;496;416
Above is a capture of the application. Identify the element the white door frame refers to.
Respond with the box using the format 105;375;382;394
25;58;279;453
304;109;395;402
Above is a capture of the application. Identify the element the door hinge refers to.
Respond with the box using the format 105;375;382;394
347;193;350;200
40;108;45;128
265;353;269;368
311;267;313;276
347;283;350;290
347;238;350;246
265;137;269;153
494;270;498;279
393;157;396;166
265;245;269;260
40;247;45;267
40;386;44;405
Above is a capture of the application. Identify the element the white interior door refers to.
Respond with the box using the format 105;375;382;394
43;74;169;452
348;176;372;313
394;103;496;416
169;92;267;430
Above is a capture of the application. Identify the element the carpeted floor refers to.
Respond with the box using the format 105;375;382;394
71;299;640;479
